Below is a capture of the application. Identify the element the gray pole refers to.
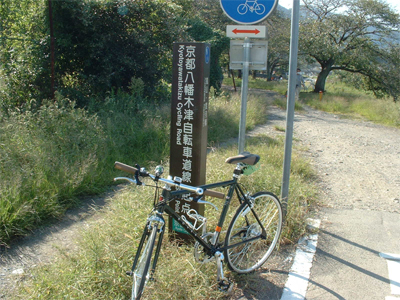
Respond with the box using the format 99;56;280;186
281;0;300;219
238;37;251;154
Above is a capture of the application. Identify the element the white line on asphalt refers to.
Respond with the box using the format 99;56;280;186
280;219;321;300
380;253;400;296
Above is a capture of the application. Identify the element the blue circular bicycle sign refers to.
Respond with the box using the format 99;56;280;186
220;0;278;24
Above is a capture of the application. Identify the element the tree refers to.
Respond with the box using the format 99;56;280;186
264;11;291;80
186;18;230;93
300;0;400;93
1;0;191;108
50;0;188;105
0;0;47;107
363;42;400;101
190;0;231;31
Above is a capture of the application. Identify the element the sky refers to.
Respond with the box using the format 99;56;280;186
278;0;400;14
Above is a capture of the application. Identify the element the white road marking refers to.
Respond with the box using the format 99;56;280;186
280;219;321;300
380;252;400;296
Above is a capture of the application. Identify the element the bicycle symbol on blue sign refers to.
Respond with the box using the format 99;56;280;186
237;0;266;15
220;0;278;24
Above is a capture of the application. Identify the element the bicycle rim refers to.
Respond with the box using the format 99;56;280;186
224;192;283;273
255;4;265;15
132;224;158;300
237;4;247;15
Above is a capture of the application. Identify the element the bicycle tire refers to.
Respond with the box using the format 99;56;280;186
255;4;266;15
132;224;158;300
224;192;283;273
237;4;247;15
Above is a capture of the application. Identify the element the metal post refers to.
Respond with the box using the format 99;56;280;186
281;0;300;219
238;37;251;154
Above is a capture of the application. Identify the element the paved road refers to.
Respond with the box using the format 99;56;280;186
307;209;400;300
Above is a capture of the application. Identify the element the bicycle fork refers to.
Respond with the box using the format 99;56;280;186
128;213;165;281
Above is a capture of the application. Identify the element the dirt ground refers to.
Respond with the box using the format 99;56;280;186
1;89;399;299
255;103;400;213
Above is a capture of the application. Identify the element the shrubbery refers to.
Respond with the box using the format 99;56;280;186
0;84;173;243
0;98;106;241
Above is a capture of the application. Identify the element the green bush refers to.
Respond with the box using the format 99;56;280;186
0;89;171;243
0;98;107;242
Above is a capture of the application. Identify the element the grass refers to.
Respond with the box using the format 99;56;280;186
3;60;396;299
2;82;319;299
0;99;108;241
223;76;288;96
301;81;400;128
274;125;286;132
0;93;171;244
15;136;317;299
226;75;400;128
273;97;305;112
0;89;270;244
207;90;269;145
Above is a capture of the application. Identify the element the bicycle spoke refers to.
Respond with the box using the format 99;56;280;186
131;225;158;300
225;192;283;273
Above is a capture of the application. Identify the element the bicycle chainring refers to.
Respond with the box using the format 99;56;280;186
194;232;215;264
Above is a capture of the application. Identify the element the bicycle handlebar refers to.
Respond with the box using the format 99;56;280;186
114;161;225;199
114;162;138;175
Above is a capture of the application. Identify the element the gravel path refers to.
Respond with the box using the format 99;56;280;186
254;104;400;213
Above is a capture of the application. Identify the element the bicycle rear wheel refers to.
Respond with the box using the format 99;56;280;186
224;192;282;273
132;224;158;300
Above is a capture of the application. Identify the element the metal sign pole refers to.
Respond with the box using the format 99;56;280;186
238;37;251;154
281;0;301;219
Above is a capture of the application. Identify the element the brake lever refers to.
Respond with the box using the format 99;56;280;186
134;165;143;186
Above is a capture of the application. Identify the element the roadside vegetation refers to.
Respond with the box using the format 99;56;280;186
14;94;317;299
301;81;400;128
224;76;400;128
224;76;288;96
0;88;269;245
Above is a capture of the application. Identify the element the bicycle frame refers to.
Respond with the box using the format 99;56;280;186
131;176;268;277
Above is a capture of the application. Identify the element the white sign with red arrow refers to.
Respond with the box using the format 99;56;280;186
226;25;266;38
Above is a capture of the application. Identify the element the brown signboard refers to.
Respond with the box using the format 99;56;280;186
169;42;211;240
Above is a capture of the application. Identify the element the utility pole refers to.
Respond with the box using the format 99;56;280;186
281;0;300;219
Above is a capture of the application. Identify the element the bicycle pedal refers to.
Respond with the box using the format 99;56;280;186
126;271;133;276
218;279;234;294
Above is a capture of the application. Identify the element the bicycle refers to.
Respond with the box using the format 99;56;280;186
237;0;266;15
114;152;283;300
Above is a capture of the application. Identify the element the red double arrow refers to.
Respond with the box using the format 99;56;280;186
232;28;261;35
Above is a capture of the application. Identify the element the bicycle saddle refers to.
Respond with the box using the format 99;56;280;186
225;152;260;165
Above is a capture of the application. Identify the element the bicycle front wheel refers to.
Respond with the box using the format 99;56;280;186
237;4;247;15
224;192;283;273
132;224;158;300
